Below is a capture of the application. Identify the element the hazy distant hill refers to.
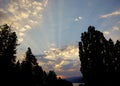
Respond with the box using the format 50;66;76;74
64;76;84;83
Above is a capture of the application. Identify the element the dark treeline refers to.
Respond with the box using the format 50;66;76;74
0;24;72;86
79;26;120;86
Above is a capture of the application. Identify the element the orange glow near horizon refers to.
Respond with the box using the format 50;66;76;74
57;75;66;79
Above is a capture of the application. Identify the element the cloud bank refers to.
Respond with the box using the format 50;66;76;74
37;45;80;77
0;0;48;43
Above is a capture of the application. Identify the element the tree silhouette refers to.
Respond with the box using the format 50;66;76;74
79;26;120;86
21;47;40;86
33;65;44;86
46;70;57;86
0;24;18;85
0;24;17;66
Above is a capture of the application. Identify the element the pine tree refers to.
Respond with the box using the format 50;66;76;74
0;24;18;85
79;26;120;86
0;24;17;66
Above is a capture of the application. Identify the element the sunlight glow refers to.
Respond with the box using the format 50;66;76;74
57;75;66;79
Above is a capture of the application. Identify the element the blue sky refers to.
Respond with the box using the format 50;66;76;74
0;0;120;78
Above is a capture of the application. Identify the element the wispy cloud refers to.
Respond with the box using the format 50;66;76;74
112;26;119;31
103;26;120;35
74;16;82;22
100;9;120;18
0;0;48;43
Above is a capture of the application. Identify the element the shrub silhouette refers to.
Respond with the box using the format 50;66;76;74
79;26;120;86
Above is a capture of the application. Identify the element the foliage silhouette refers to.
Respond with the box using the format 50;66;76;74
79;26;120;86
0;24;73;86
0;24;18;85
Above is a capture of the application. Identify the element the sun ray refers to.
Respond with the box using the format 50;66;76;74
57;0;63;48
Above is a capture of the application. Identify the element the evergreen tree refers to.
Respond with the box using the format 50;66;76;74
0;24;17;67
79;26;120;86
46;70;57;86
21;47;46;86
0;24;18;85
33;64;44;86
21;47;38;86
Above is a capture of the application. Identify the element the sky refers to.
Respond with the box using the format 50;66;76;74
0;0;120;78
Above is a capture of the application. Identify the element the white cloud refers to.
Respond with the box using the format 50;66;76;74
103;31;110;35
59;45;79;59
78;16;82;20
18;38;24;43
112;26;119;31
20;12;29;18
44;47;60;60
75;18;79;22
54;61;66;69
24;25;31;29
74;16;82;22
100;9;120;18
0;0;48;43
19;32;24;36
20;28;27;32
40;44;80;76
44;45;79;60
36;44;80;77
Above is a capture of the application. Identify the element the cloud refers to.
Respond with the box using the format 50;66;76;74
18;38;24;43
0;0;48;43
74;16;82;22
102;25;120;42
44;45;79;60
112;26;119;31
24;25;31;29
36;44;80;77
103;26;120;35
100;9;120;18
103;31;110;35
55;60;66;69
0;8;7;14
19;32;24;36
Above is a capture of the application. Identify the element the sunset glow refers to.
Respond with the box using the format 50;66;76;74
57;75;66;79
